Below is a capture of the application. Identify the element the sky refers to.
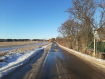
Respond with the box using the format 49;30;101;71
0;0;72;39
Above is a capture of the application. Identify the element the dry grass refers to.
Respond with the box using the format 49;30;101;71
93;53;103;59
0;52;8;57
0;41;44;48
79;49;103;59
0;42;50;57
58;42;103;59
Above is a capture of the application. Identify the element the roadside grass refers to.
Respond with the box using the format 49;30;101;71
0;42;50;57
58;43;103;59
79;49;103;59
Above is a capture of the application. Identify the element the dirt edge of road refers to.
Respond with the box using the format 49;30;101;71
57;43;105;75
23;44;52;79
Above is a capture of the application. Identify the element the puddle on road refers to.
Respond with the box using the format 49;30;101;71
49;49;59;52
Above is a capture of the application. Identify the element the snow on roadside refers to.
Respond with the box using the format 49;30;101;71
0;43;51;78
57;43;105;73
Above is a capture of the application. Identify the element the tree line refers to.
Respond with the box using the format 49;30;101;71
0;39;49;42
56;0;105;51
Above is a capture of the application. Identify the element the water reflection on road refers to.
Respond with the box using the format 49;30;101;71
36;42;105;79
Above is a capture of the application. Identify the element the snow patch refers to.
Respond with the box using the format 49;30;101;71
0;43;51;78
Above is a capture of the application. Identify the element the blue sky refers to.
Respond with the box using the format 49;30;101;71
0;0;71;39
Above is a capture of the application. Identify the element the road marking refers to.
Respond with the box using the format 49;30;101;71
42;49;50;67
56;64;61;79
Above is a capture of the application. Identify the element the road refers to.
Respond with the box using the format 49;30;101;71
2;42;105;79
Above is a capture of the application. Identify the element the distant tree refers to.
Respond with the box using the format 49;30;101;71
50;38;55;42
6;39;13;42
0;39;6;42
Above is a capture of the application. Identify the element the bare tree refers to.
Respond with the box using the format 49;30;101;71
67;0;105;49
58;19;77;48
97;0;105;38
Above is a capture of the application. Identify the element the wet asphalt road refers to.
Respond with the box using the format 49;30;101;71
36;42;105;79
2;42;105;79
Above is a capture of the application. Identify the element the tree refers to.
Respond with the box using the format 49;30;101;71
58;0;105;52
67;0;100;49
50;38;55;42
58;19;77;48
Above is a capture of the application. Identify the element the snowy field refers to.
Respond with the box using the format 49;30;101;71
0;42;47;52
57;43;105;74
0;43;51;78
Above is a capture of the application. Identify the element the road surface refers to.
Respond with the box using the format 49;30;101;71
2;42;105;79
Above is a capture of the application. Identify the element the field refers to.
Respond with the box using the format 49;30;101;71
0;41;42;48
0;41;49;56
